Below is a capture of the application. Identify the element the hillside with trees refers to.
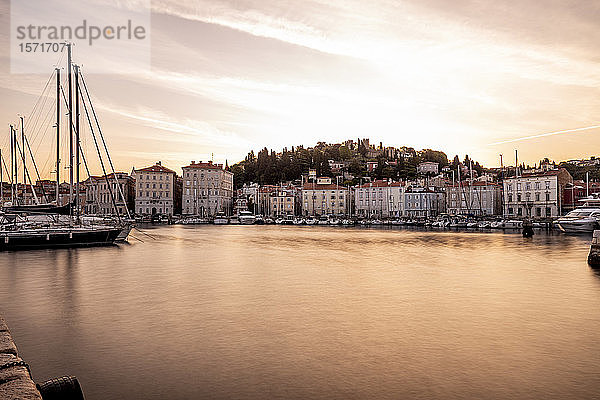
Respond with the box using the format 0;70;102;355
230;142;456;189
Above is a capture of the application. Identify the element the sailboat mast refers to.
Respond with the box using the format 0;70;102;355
0;148;3;205
457;164;461;214
10;125;14;204
67;43;73;211
20;116;26;203
469;160;473;211
55;67;60;204
74;64;80;220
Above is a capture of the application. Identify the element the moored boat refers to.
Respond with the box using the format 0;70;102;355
213;213;229;225
553;197;600;233
238;211;256;225
0;225;122;251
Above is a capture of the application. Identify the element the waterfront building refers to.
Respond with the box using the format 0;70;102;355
269;190;296;217
446;182;502;216
234;197;249;214
83;173;135;216
132;161;177;216
404;187;446;218
302;181;351;216
182;161;234;216
240;183;260;214
257;185;278;216
502;168;572;218
354;180;404;218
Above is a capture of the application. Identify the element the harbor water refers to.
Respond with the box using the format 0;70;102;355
1;226;599;400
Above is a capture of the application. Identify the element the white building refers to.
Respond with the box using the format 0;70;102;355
83;172;134;216
502;168;572;218
355;180;404;218
417;161;439;175
302;182;351;216
446;182;502;216
133;161;176;216
182;161;234;216
404;187;446;218
269;190;296;217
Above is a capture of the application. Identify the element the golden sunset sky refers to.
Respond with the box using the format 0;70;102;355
1;0;600;178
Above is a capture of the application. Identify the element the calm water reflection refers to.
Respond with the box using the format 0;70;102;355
1;226;599;400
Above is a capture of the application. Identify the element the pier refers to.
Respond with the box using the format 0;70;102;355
0;316;41;400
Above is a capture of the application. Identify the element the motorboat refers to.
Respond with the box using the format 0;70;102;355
317;216;329;225
490;220;504;229
305;217;317;225
503;220;523;229
213;213;229;225
554;198;600;233
238;211;256;225
477;221;491;229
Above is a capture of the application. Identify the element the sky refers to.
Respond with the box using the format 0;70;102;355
1;0;600;179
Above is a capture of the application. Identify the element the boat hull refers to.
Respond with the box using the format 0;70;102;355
0;227;122;251
115;225;133;242
555;219;599;233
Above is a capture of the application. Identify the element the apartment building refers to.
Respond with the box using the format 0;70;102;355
446;182;502;216
269;190;296;217
354;180;404;218
302;182;351;216
133;161;177;216
502;168;572;218
404;187;446;218
181;161;234;216
83;172;135;216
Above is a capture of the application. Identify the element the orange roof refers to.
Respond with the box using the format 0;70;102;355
357;180;404;188
136;164;175;174
302;183;345;190
183;161;225;170
447;181;500;187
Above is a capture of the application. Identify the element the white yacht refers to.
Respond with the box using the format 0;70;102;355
305;217;317;225
503;220;523;229
213;213;229;225
238;211;256;225
317;216;329;225
554;198;600;233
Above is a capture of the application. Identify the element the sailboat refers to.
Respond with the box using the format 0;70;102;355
0;44;129;250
